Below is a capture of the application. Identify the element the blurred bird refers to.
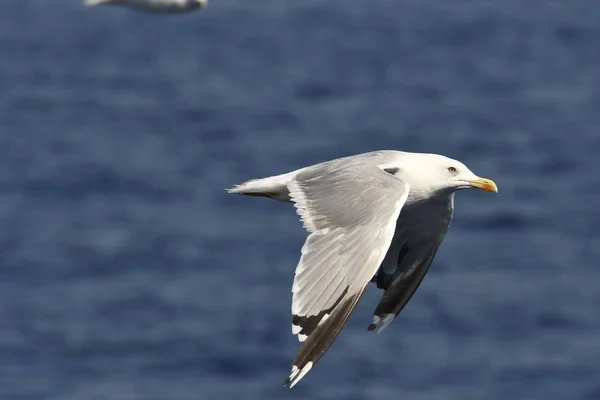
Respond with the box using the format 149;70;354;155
84;0;208;13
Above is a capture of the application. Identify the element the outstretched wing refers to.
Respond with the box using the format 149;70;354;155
367;198;453;333
368;248;439;333
284;158;409;388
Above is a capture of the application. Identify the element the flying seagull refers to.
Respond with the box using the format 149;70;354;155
83;0;207;13
227;150;498;388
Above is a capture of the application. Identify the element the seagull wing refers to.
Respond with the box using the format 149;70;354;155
368;248;439;333
284;158;409;387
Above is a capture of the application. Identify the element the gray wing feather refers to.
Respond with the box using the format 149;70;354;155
284;157;409;387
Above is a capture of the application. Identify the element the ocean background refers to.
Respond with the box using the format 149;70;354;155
1;0;599;399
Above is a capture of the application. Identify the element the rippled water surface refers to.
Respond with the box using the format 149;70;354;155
1;0;599;399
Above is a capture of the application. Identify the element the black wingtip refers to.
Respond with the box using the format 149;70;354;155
367;323;376;331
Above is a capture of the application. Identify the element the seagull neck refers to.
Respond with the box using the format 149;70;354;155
408;190;454;207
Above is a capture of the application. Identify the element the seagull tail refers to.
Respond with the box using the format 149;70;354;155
226;169;305;203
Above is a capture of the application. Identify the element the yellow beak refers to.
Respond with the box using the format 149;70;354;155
468;177;498;193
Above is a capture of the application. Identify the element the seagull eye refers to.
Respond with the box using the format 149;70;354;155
448;166;457;174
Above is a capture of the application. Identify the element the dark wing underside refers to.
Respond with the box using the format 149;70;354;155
368;249;439;332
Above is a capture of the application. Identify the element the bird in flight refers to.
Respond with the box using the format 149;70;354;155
83;0;207;13
228;150;498;388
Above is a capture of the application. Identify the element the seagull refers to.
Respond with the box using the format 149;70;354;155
83;0;208;13
227;150;498;388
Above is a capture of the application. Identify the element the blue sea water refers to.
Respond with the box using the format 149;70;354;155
0;0;599;399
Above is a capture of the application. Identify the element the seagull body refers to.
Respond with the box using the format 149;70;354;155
228;150;498;388
84;0;207;13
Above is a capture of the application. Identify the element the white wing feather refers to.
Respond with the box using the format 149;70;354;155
284;157;409;387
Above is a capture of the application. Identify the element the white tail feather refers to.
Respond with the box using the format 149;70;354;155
226;169;307;202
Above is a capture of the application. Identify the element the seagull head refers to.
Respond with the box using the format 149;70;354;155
394;153;498;197
440;158;497;193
